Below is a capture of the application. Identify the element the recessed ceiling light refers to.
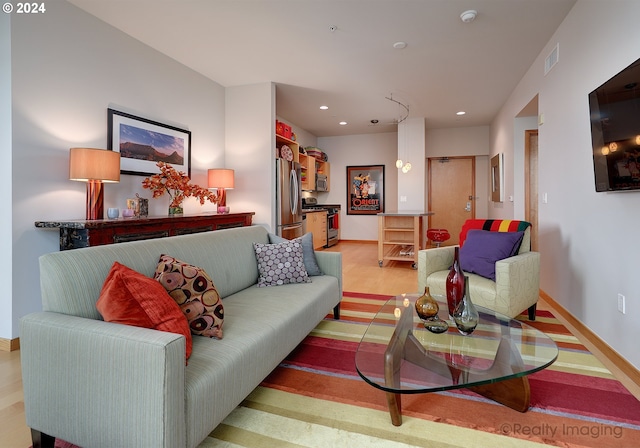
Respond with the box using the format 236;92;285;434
393;41;407;50
456;111;466;116
339;121;347;126
320;105;329;110
460;10;477;23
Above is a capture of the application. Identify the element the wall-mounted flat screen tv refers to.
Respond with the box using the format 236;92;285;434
589;57;640;192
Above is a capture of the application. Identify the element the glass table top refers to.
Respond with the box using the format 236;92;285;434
355;293;559;394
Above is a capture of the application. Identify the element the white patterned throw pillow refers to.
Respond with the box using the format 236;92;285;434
253;239;311;287
268;232;323;276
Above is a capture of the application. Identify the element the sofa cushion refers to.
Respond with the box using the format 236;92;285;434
253;239;311;287
459;230;524;281
268;232;323;276
96;261;192;360
154;255;224;339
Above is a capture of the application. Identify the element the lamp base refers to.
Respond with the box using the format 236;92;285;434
217;188;226;207
86;180;104;220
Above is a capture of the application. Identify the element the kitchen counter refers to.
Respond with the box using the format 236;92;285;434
377;212;432;268
377;210;433;216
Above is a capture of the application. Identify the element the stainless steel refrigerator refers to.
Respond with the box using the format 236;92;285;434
276;158;303;239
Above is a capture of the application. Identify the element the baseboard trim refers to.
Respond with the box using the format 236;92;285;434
335;239;377;244
540;289;640;388
0;337;20;352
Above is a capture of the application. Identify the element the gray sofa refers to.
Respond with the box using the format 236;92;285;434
21;225;342;448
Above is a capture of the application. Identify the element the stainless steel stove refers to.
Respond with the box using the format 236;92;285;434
302;198;341;247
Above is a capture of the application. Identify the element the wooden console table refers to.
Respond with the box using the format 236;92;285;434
36;212;255;251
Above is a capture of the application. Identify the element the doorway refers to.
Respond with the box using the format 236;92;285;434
524;130;539;251
428;157;475;245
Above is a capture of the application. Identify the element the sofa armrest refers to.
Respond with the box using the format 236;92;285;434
417;246;456;292
495;251;540;317
20;312;186;448
314;251;343;297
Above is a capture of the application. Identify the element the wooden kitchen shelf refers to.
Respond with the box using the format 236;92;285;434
377;211;433;269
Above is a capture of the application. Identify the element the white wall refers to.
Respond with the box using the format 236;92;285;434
226;83;275;230
5;1;226;339
491;0;640;368
1;13;13;341
397;118;426;211
425;126;490;158
317;133;398;241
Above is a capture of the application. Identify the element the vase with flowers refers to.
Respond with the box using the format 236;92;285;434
142;162;218;215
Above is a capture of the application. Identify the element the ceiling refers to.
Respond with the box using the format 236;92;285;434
68;0;576;137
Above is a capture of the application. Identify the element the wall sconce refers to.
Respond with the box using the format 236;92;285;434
208;168;234;214
69;148;120;220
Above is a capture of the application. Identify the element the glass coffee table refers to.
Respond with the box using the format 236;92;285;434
355;293;558;426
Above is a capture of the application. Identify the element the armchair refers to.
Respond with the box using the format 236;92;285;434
418;219;540;319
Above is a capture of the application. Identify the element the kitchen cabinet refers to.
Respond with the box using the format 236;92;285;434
276;134;330;192
377;212;433;269
315;159;330;191
298;153;330;192
306;210;327;249
299;153;316;191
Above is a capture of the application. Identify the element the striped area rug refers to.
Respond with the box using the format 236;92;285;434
201;292;640;448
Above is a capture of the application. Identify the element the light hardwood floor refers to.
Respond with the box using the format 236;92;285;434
1;240;638;447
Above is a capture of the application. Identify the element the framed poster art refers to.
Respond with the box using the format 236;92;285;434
491;153;504;202
107;108;191;177
347;165;385;215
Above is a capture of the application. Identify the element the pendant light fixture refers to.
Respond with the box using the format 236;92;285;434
386;95;412;173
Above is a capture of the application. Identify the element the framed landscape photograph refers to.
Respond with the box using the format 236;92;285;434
347;165;385;215
107;108;191;177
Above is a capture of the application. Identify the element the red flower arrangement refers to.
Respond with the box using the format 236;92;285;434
142;162;217;208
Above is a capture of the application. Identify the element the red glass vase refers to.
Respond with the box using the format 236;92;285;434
445;246;465;317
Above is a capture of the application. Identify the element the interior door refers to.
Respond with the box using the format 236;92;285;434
428;157;475;245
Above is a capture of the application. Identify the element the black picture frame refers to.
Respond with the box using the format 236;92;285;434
346;165;385;215
107;108;191;177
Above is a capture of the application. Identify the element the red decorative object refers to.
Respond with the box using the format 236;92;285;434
427;228;450;247
282;123;292;139
275;120;292;139
445;246;465;318
142;162;217;209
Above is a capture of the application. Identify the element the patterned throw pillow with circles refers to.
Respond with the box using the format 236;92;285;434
154;255;224;339
253;239;312;287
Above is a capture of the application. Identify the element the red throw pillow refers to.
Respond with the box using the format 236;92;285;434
97;261;192;360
